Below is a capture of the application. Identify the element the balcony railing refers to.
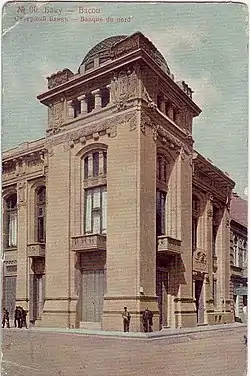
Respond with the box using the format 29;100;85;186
27;243;45;258
71;234;106;252
230;264;244;278
157;235;182;255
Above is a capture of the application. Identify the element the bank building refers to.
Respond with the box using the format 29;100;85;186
2;32;239;331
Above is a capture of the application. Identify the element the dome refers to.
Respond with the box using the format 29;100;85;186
78;35;127;71
78;33;171;76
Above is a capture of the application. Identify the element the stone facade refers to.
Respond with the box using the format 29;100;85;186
2;32;237;331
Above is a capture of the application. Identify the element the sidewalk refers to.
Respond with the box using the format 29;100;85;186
6;322;246;340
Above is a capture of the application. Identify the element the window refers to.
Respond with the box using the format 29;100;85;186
157;156;168;183
36;186;46;243
84;186;107;234
83;151;107;179
212;206;220;257
87;93;95;113
101;88;110;108
93;152;99;177
5;194;17;248
74;100;81;118
156;190;166;236
103;152;107;174
192;217;198;251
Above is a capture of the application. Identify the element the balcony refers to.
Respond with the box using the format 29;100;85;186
231;265;244;278
27;243;45;258
157;236;182;255
71;234;106;252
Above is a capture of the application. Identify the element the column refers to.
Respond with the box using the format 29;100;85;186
78;95;88;115
16;181;29;311
67;101;75;120
92;89;102;110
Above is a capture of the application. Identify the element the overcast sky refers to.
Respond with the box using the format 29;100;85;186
2;2;248;196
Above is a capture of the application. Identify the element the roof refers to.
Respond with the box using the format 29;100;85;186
230;193;248;228
79;35;127;66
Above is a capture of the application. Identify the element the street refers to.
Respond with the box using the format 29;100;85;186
1;326;247;376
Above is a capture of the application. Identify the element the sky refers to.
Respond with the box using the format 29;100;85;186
2;1;248;196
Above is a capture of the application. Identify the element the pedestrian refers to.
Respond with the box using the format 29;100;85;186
21;308;28;329
2;308;10;328
15;306;22;328
142;307;153;332
122;307;131;332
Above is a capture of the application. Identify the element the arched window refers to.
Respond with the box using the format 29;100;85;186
5;194;17;248
36;186;46;243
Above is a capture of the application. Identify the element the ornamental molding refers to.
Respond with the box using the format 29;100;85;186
193;249;208;273
193;168;228;198
46;111;137;151
110;68;138;110
17;181;26;206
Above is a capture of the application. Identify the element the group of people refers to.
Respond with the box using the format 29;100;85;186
122;306;153;333
2;306;28;329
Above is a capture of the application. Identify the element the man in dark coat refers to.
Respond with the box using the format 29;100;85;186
21;308;28;329
142;307;153;332
122;307;131;332
2;308;10;328
14;306;22;328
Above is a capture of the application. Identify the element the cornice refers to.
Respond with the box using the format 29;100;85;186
37;48;201;117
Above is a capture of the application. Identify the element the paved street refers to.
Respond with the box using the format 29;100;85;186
2;326;247;376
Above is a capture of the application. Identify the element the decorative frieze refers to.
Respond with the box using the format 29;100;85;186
46;111;137;150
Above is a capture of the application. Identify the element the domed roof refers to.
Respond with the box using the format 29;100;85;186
78;33;170;75
79;35;127;67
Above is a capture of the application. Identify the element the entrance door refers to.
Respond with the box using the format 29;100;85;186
195;280;204;324
81;270;104;322
4;275;16;319
156;270;168;329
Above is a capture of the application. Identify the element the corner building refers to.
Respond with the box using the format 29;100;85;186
2;32;235;331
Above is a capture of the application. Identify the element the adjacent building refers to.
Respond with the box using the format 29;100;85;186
2;32;236;331
230;193;248;323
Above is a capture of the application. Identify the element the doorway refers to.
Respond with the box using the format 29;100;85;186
81;269;105;322
156;269;168;329
195;279;204;324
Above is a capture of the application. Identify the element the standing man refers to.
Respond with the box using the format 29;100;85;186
142;307;153;332
21;308;28;329
122;307;131;332
2;308;10;328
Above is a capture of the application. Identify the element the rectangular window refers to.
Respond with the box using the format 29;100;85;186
84;186;107;234
84;157;89;179
8;212;17;247
103;152;107;174
192;217;198;251
156;190;166;236
93;152;99;176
